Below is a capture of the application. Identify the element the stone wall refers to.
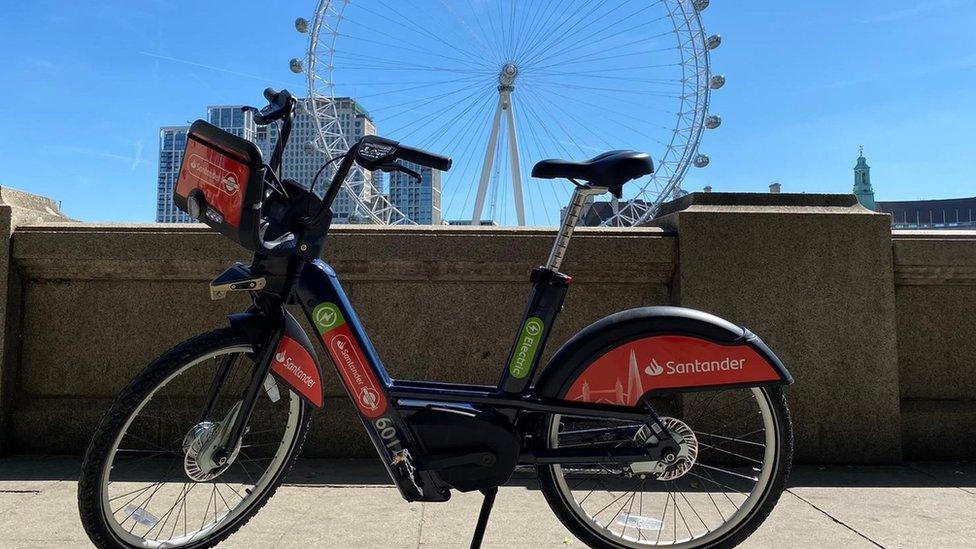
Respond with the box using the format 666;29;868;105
1;189;974;463
892;231;976;460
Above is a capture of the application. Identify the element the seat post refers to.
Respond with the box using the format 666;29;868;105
545;185;607;272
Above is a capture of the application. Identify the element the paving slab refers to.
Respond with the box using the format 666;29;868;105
907;462;976;495
0;454;79;490
238;485;424;548
418;484;572;548
739;490;877;549
0;457;974;548
789;465;976;549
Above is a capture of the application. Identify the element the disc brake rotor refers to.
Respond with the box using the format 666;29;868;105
631;416;699;481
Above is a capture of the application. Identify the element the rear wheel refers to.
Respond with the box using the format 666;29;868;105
78;328;311;549
537;386;792;548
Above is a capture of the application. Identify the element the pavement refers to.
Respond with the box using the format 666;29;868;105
0;457;974;548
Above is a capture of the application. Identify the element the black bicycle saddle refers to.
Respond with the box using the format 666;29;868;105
531;150;654;198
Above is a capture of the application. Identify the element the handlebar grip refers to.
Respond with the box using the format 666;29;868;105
397;145;452;172
264;88;279;103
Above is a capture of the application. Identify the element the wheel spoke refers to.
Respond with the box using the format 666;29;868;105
547;386;781;546
90;342;304;547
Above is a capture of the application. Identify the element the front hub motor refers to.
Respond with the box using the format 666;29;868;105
182;402;244;482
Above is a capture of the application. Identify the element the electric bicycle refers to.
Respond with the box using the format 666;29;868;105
78;88;794;549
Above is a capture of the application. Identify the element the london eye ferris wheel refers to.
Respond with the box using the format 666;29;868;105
291;0;723;226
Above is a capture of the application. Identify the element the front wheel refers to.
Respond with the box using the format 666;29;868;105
78;328;311;549
537;386;792;549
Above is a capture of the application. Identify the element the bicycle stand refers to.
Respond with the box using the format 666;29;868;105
469;487;498;549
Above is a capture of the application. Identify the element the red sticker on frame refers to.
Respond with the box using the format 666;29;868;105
313;302;388;418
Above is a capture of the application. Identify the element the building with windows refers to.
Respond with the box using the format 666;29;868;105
388;161;441;225
155;126;191;223
207;105;258;142
253;98;379;223
853;149;975;229
446;220;499;226
156;97;382;224
877;196;976;229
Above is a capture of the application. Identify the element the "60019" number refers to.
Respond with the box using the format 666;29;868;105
374;417;401;449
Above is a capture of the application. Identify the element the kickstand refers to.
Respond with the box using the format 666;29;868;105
469;487;498;549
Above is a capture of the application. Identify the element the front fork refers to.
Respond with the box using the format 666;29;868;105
196;317;284;468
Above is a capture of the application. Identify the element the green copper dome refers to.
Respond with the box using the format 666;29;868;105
853;146;876;210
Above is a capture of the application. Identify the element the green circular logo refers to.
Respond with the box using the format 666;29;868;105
314;303;341;331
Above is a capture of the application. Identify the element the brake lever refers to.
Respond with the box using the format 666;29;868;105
241;105;270;125
379;162;422;182
242;103;283;126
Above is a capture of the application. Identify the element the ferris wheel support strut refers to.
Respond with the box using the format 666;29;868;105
472;93;505;226
504;92;526;226
472;66;526;226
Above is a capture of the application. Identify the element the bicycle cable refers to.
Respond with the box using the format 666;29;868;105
306;153;349;220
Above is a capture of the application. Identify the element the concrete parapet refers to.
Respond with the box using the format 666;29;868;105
5;221;675;455
891;230;976;459
0;187;72;451
654;193;902;463
1;189;975;463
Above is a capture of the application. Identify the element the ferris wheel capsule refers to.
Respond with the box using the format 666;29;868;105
710;75;726;90
707;34;722;50
694;0;710;11
295;18;309;33
705;115;722;129
694;154;711;168
289;58;304;74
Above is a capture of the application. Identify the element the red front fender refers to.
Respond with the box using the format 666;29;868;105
230;310;326;408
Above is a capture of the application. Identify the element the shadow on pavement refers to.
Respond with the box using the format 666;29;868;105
0;456;973;491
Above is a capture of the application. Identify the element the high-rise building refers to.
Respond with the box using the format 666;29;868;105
155;107;258;224
207;105;257;142
388;161;442;225
156;97;439;225
156;126;191;223
156;97;386;223
254;98;378;223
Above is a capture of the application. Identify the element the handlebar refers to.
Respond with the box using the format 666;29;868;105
251;88;293;125
353;135;452;173
396;144;452;172
251;89;453;259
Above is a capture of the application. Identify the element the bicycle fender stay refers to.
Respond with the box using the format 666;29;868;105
229;310;325;408
534;306;792;404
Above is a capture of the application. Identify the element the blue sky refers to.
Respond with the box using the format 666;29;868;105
0;0;973;223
